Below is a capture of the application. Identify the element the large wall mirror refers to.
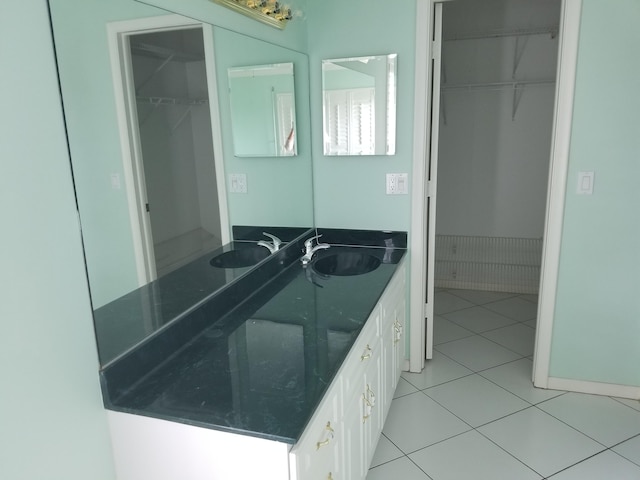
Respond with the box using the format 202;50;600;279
48;0;313;364
228;62;298;157
322;54;398;156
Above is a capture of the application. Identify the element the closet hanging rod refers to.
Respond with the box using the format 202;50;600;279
444;25;559;42
442;79;555;92
136;96;208;106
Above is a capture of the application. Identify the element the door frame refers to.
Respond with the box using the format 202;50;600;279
107;15;229;286
409;0;582;378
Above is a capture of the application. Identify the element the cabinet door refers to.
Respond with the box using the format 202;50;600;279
392;289;406;388
342;386;366;480
362;336;383;469
343;336;383;480
381;317;396;418
290;385;342;480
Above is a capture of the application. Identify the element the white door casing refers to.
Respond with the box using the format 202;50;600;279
107;15;229;286
410;0;580;382
424;3;443;363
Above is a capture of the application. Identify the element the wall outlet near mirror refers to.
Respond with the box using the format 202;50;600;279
386;173;408;195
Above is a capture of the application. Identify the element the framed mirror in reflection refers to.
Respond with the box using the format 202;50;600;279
322;54;398;156
228;63;298;157
48;0;313;365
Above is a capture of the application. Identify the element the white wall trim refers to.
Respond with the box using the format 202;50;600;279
532;0;582;389
201;25;230;245
411;0;584;383
547;377;640;401
409;0;433;372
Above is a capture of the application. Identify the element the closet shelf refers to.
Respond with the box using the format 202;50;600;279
442;79;555;92
444;25;559;42
440;79;555;122
136;96;209;106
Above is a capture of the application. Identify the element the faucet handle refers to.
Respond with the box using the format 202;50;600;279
262;232;282;248
304;234;322;250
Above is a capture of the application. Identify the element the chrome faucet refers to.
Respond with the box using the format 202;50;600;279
301;234;330;265
257;232;282;254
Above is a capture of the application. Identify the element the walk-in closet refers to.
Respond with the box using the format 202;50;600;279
434;0;561;297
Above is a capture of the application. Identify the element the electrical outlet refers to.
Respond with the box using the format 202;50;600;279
386;173;408;194
229;173;247;194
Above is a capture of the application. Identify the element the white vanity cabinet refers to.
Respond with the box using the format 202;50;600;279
107;260;406;480
289;260;406;480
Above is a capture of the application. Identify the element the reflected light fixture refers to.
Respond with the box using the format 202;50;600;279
211;0;293;29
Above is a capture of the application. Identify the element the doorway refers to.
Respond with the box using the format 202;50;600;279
433;0;560;316
108;16;229;285
410;0;569;373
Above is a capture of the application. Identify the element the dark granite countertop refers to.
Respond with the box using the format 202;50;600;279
94;227;312;366
100;234;406;445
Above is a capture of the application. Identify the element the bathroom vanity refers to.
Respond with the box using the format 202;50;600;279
99;230;407;480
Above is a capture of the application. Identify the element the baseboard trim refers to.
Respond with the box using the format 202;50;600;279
547;376;640;400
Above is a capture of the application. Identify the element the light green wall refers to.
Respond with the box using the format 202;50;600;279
306;0;416;231
213;27;314;227
323;67;375;90
51;0;313;308
549;0;640;387
50;0;167;308
229;73;294;156
0;1;115;478
134;0;308;52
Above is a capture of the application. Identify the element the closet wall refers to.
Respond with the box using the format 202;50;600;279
435;0;561;293
131;29;222;277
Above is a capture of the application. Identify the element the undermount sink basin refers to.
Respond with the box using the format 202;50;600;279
209;246;269;269
313;252;381;276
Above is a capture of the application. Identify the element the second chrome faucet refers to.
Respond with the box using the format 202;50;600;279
301;234;330;265
257;232;282;254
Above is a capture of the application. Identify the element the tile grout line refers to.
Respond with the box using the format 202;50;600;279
372;289;640;478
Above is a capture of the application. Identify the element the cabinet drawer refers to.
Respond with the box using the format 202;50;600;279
290;379;342;480
341;306;381;396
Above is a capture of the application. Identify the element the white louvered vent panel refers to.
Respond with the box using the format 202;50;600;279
434;235;543;294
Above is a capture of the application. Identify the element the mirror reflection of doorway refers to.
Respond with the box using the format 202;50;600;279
127;27;223;278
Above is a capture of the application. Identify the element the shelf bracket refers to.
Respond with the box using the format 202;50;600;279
138;100;161;127
135;53;175;95
512;84;525;121
171;106;193;132
512;35;529;79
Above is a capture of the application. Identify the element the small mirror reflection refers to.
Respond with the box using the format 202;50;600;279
322;54;397;156
228;62;297;157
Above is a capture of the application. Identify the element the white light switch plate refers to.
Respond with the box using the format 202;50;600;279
110;173;121;190
386;173;408;195
576;171;594;195
229;173;247;193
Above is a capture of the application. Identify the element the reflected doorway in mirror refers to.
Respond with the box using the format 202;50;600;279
108;17;230;285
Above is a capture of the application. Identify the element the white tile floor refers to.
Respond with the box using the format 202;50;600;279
367;288;640;480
